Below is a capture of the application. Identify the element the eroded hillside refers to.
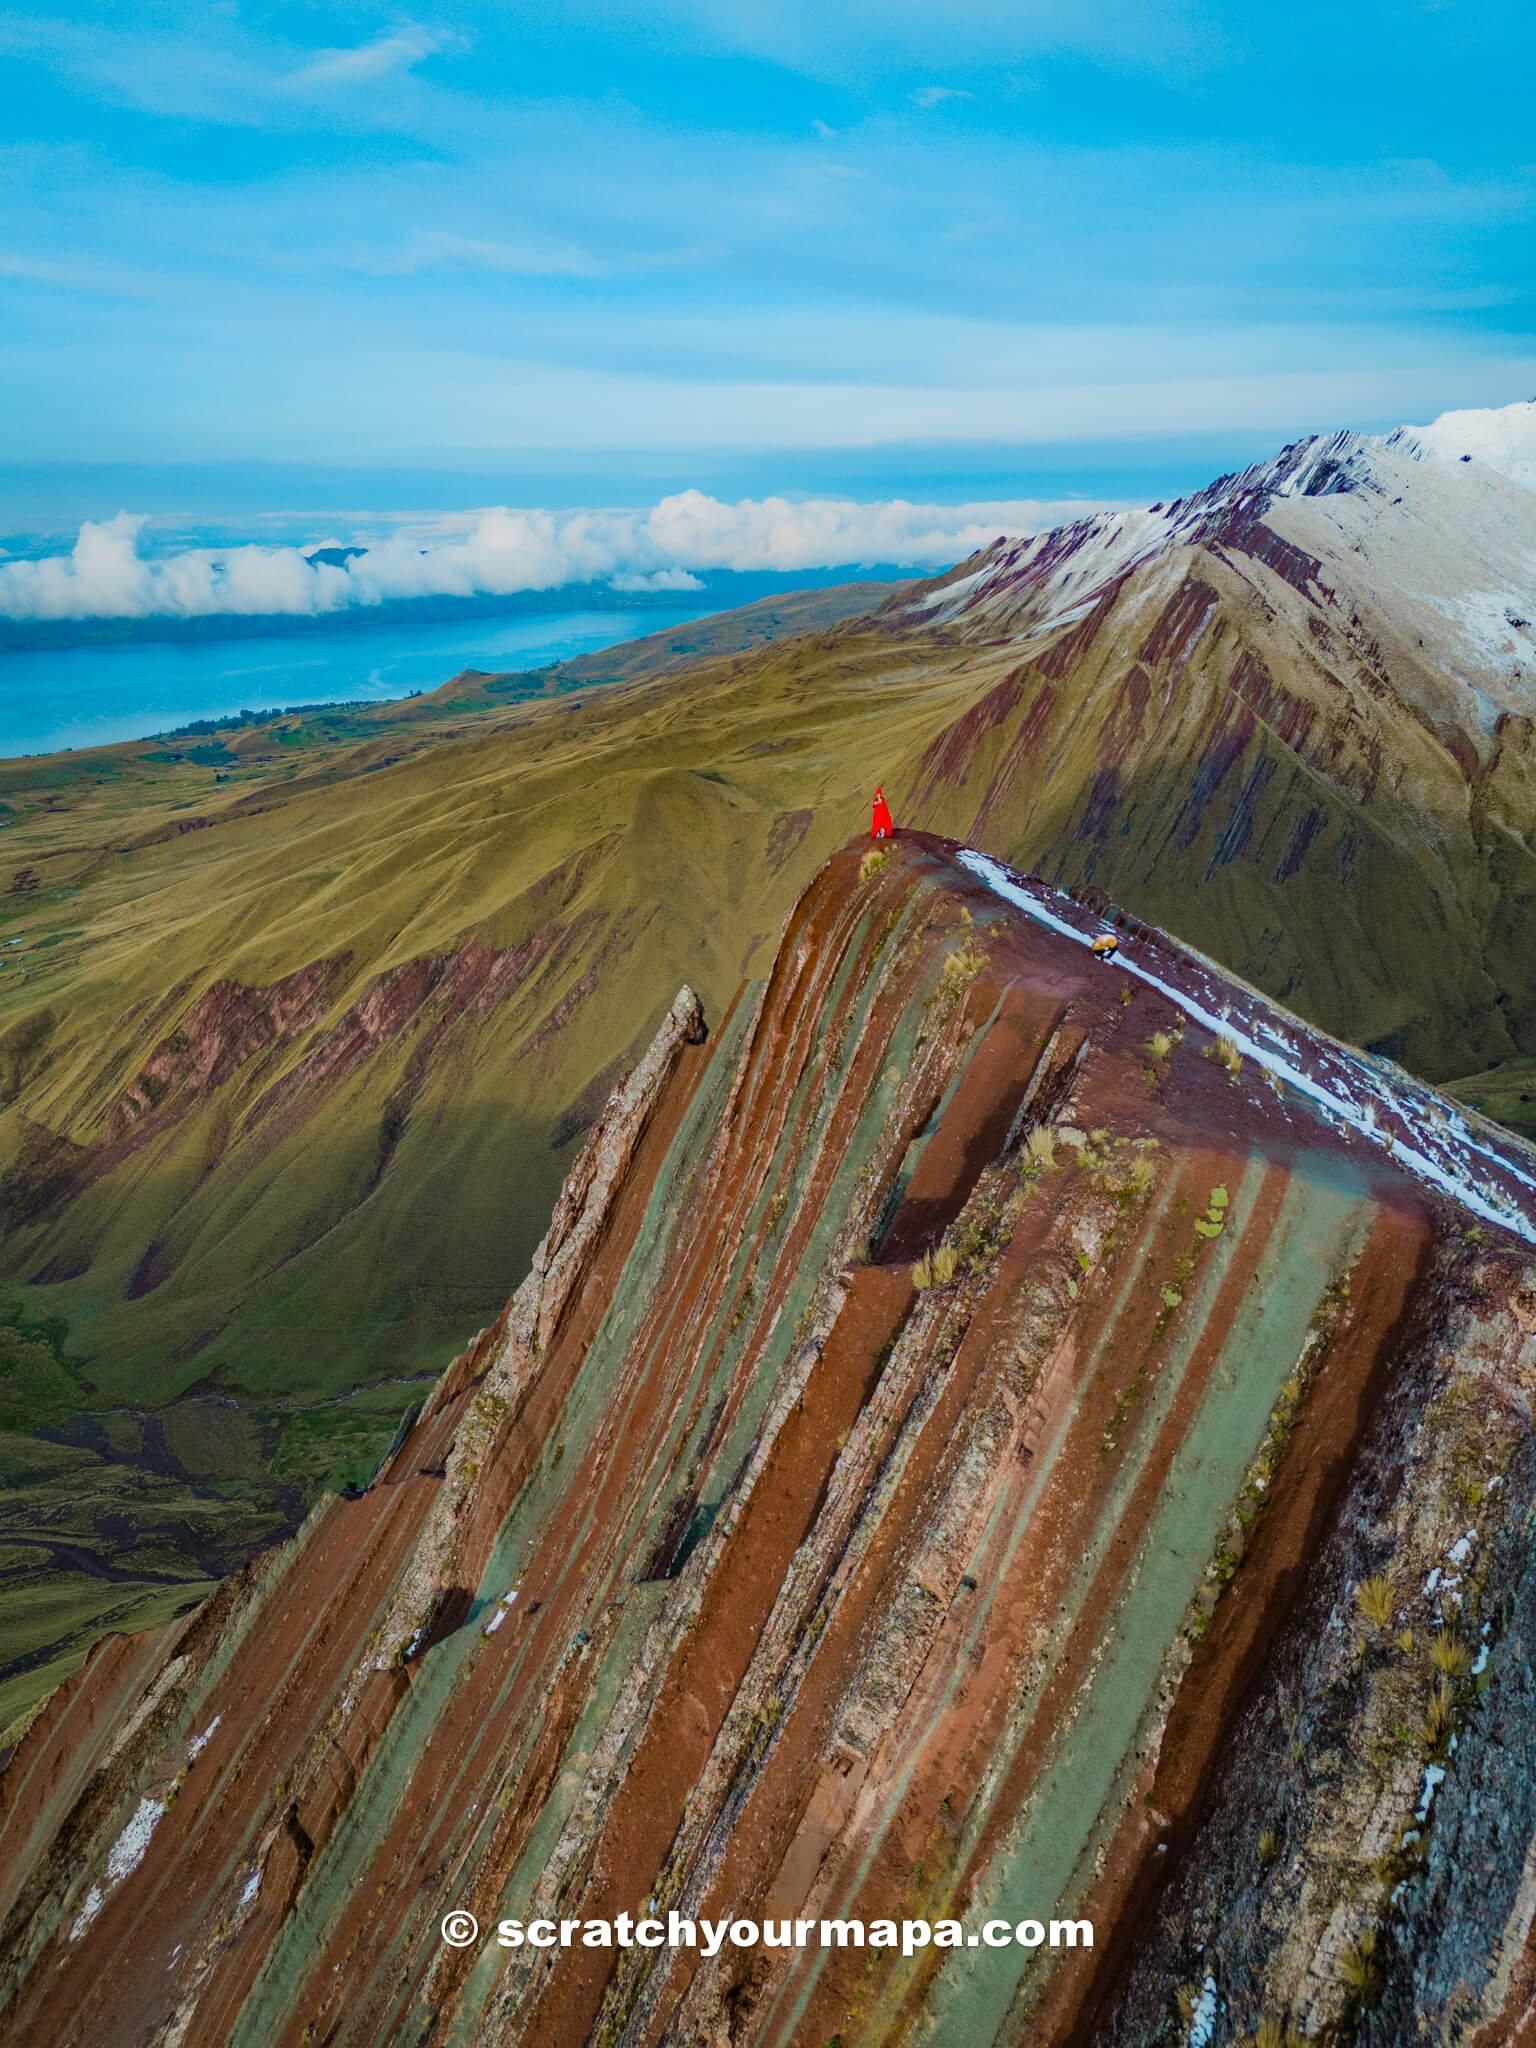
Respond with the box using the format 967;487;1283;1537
5;835;1535;2047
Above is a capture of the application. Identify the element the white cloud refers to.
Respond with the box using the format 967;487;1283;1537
0;493;1106;622
909;85;974;108
609;567;707;591
638;487;1028;569
289;28;455;91
0;12;474;134
364;230;602;278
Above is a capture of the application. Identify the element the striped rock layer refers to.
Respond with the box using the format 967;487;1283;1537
4;835;1536;2048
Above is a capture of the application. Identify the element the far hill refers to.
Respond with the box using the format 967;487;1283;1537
552;576;912;683
0;406;1533;1723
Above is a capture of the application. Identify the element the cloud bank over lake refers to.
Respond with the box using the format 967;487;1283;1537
0;492;1105;621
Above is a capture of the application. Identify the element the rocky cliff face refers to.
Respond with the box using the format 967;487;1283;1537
4;834;1536;2048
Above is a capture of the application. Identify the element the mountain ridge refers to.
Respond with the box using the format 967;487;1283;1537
4;833;1536;2046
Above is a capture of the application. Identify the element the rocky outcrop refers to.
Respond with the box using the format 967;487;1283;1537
4;836;1536;2047
368;983;708;1674
105;958;346;1141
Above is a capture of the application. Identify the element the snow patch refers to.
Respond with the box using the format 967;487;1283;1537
1427;585;1536;669
67;1794;167;1941
69;1885;103;1942
1403;400;1536;492
956;849;1536;1247
187;1715;221;1761
1417;1763;1447;1820
918;565;988;613
239;1868;261;1908
483;1589;519;1636
106;1796;166;1887
1021;596;1097;637
1184;1971;1221;2047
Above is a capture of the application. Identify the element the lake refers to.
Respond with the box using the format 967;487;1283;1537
0;603;720;758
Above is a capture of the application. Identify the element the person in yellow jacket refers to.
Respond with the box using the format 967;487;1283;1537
1090;934;1120;960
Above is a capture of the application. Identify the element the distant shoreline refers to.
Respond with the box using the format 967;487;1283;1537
0;571;913;760
0;564;909;658
0;601;718;759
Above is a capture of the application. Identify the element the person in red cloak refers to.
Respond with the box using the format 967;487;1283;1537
870;786;894;838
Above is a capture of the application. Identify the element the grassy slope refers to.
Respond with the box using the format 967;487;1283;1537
2;537;1532;1725
550;578;909;683
0;584;927;1724
1447;1055;1536;1140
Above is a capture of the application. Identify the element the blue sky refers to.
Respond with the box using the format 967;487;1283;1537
1;0;1534;531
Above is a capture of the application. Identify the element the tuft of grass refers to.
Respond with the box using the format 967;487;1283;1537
938;938;988;998
1024;1125;1058;1170
1421;1678;1456;1755
1146;1029;1173;1062
1337;1930;1381;2003
913;1243;958;1289
1241;2022;1306;2048
1355;1574;1396;1631
1257;1826;1280;1867
860;846;891;882
1429;1633;1471;1679
1214;1031;1244;1078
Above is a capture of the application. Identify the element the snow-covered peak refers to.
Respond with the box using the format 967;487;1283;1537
886;399;1536;725
890;428;1381;634
1394;399;1536;491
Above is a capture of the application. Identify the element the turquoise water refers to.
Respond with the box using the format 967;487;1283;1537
0;603;718;758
